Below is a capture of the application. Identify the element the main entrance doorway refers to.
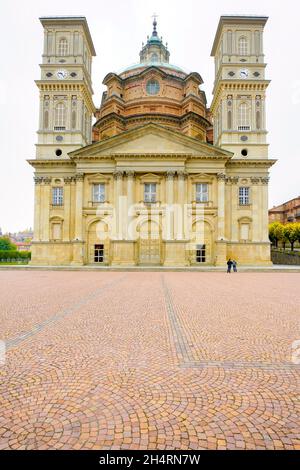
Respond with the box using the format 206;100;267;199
138;219;161;265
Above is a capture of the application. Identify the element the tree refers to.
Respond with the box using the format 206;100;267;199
294;223;300;246
283;224;298;252
0;237;16;250
269;222;281;247
274;223;289;250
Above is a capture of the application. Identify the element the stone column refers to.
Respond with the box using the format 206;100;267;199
251;177;261;242
217;173;226;240
63;177;73;241
114;170;123;239
261;177;270;242
33;177;43;241
166;170;175;239
177;171;187;240
41;177;51;241
215;173;227;265
72;173;84;265
74;173;84;240
126;170;135;240
228;177;239;242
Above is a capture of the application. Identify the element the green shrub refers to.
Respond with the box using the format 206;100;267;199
0;250;31;261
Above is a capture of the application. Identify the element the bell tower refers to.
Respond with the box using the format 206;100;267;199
36;16;96;159
210;16;269;160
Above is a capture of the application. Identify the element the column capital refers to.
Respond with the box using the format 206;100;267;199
75;173;84;182
34;176;44;185
177;170;188;179
250;177;261;185
64;176;75;185
125;170;135;178
42;177;52;185
113;170;123;180
166;170;176;180
260;177;270;185
226;176;239;185
217;172;226;181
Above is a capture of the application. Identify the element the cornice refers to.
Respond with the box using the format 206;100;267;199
27;159;75;168
227;159;277;168
70;153;231;162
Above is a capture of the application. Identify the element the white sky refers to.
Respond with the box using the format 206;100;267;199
0;0;299;233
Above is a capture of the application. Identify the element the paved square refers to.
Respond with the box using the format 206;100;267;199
0;271;299;450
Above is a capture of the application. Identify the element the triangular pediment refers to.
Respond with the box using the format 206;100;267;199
69;123;233;160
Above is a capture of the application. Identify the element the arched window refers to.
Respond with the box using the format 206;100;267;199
151;53;158;63
238;37;248;56
238;103;250;130
54;103;66;129
58;38;68;56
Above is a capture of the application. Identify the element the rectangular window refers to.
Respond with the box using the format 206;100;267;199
92;183;105;203
144;183;156;203
94;244;104;263
196;244;206;263
52;187;63;206
195;183;208;203
239;187;250;205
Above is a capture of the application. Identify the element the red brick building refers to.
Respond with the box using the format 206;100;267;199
269;196;300;223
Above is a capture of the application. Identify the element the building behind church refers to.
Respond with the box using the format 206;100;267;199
28;15;275;266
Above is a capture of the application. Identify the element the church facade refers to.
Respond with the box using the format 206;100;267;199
29;15;275;266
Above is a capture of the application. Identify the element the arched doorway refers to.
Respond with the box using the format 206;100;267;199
87;219;110;265
190;219;213;265
138;218;161;265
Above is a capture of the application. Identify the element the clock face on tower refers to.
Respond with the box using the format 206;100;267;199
56;70;68;80
239;69;249;79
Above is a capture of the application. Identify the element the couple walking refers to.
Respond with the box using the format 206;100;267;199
227;259;237;273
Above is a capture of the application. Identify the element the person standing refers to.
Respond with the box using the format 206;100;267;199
227;259;233;273
232;260;237;272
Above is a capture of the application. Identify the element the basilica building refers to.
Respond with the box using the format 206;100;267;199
29;15;275;266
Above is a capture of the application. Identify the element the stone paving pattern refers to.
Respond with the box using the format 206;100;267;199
0;271;299;450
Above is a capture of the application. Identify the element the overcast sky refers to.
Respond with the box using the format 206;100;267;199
0;0;299;233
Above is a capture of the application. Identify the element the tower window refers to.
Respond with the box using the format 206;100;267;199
151;53;159;63
52;187;63;206
58;38;68;56
238;37;248;56
146;79;160;95
238;103;250;131
239;187;250;206
54;103;66;129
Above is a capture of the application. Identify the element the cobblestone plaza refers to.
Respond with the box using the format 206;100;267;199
0;271;299;450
